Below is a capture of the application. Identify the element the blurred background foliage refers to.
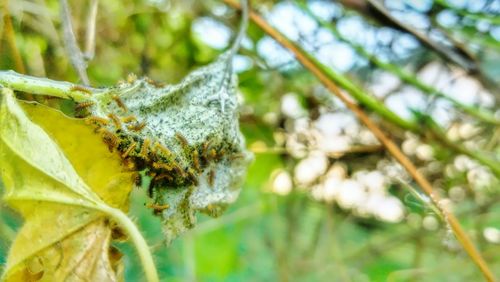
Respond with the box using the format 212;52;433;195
1;0;500;281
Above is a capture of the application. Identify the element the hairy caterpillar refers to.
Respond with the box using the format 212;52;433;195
127;121;146;132
75;101;94;111
112;95;128;112
121;141;137;158
108;113;122;129
132;172;141;186
100;130;119;152
154;141;173;157
175;132;189;147
121;115;137;123
146;203;169;214
70;85;92;94
192;150;201;172
155;173;173;182
140;138;151;160
208;169;215;187
85;116;109;126
152;162;175;171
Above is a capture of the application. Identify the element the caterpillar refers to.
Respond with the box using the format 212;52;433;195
121;141;137;158
70;85;92;95
170;162;185;178
175;132;189;147
146;203;169;213
122;158;136;171
85;116;109;126
152;162;174;171
186;168;198;185
121;115;137;123
208;148;217;161
229;153;245;161
145;77;165;88
154;141;173;157
208;169;215;187
131;172;141;186
216;149;225;161
140;138;151;160
108;113;122;129
201;140;212;163
127;121;146;132
154;173;173;182
101;130;119;152
112;95;128;112
75;101;94;111
192;150;201;172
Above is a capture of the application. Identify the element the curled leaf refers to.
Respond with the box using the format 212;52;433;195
76;53;253;242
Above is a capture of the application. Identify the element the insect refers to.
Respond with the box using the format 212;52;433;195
229;153;245;161
108;113;122;129
216;149;225;161
145;77;165;88
70;85;92;95
208;148;217;161
112;95;128;112
131;172;141;186
201;140;212;163
121;141;137;158
85;116;109;126
175;132;189;147
171;162;185;177
152;162;174;171
208;169;215;187
146;203;169;214
154;141;173;158
122;158;136;171
101;130;119;152
140;138;151;160
127;121;146;132
186;168;198;185
75;101;94;111
121;115;137;123
155;173;173;182
192;150;201;172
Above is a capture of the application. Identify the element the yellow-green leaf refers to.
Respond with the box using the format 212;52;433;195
0;90;135;281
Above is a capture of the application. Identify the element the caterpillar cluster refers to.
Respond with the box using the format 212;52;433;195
77;96;234;201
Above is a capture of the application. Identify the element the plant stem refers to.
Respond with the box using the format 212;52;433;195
0;71;98;102
232;0;500;176
1;0;26;74
222;1;496;280
433;0;500;24
297;1;499;125
102;206;159;282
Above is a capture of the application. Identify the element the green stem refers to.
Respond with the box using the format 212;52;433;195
296;38;419;131
433;0;500;25
294;1;500;176
101;206;159;282
297;1;499;125
423;116;500;178
0;70;99;102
